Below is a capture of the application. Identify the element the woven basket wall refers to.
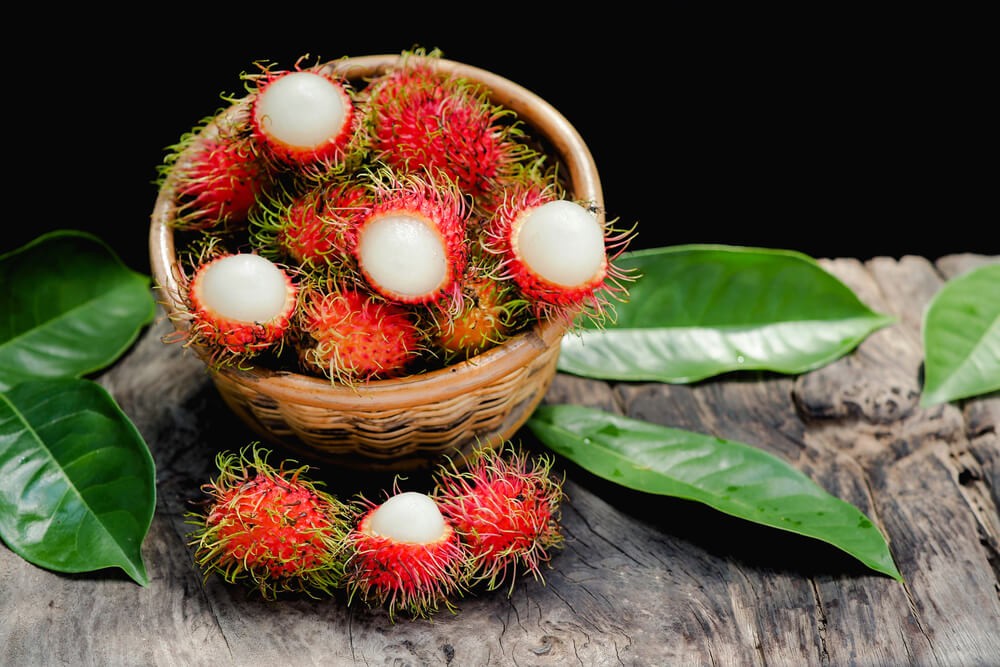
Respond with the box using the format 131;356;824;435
150;54;603;472
206;315;566;472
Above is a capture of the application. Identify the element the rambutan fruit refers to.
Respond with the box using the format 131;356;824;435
343;490;470;620
249;177;371;272
178;251;298;366
295;283;421;384
186;445;351;600
363;49;538;207
245;59;362;178
158;108;267;232
431;442;565;594
485;184;635;326
350;168;469;312
425;261;530;364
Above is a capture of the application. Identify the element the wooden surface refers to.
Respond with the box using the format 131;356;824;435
2;253;998;667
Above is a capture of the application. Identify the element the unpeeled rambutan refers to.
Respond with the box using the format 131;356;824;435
250;177;371;271
343;490;470;621
363;49;538;207
186;445;351;600
294;283;421;384
176;251;298;367
432;442;565;594
425;260;530;363
158;107;267;232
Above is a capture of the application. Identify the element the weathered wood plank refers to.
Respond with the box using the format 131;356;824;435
801;255;1000;666
1;254;997;666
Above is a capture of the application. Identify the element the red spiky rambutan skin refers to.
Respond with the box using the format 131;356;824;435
179;251;299;367
432;443;565;594
250;177;371;272
186;445;351;600
295;284;421;384
349;169;470;312
159;109;267;232
245;59;363;180
343;491;470;621
363;50;538;207
484;183;636;327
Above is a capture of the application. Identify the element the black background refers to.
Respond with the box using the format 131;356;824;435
7;7;992;275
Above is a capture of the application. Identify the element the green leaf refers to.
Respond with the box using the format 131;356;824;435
559;245;894;382
527;404;902;581
0;230;156;392
921;261;1000;406
0;378;155;585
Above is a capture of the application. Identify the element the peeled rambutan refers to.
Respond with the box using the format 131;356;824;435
363;49;538;206
432;442;565;594
158;109;267;232
245;59;361;178
295;283;421;384
349;168;469;312
186;445;351;600
343;490;470;620
485;183;635;326
176;251;298;367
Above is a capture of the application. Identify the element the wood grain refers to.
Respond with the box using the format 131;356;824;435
2;254;997;666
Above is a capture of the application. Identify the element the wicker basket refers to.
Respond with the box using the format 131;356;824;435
149;54;604;473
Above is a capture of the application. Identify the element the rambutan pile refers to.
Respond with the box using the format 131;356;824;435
158;48;636;383
187;442;565;621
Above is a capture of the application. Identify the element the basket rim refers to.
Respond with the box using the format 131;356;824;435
149;52;603;403
208;315;568;407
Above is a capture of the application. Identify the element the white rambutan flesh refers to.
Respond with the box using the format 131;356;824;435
346;490;469;620
365;491;447;544
255;71;349;150
357;214;448;299
195;253;293;323
516;200;605;287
